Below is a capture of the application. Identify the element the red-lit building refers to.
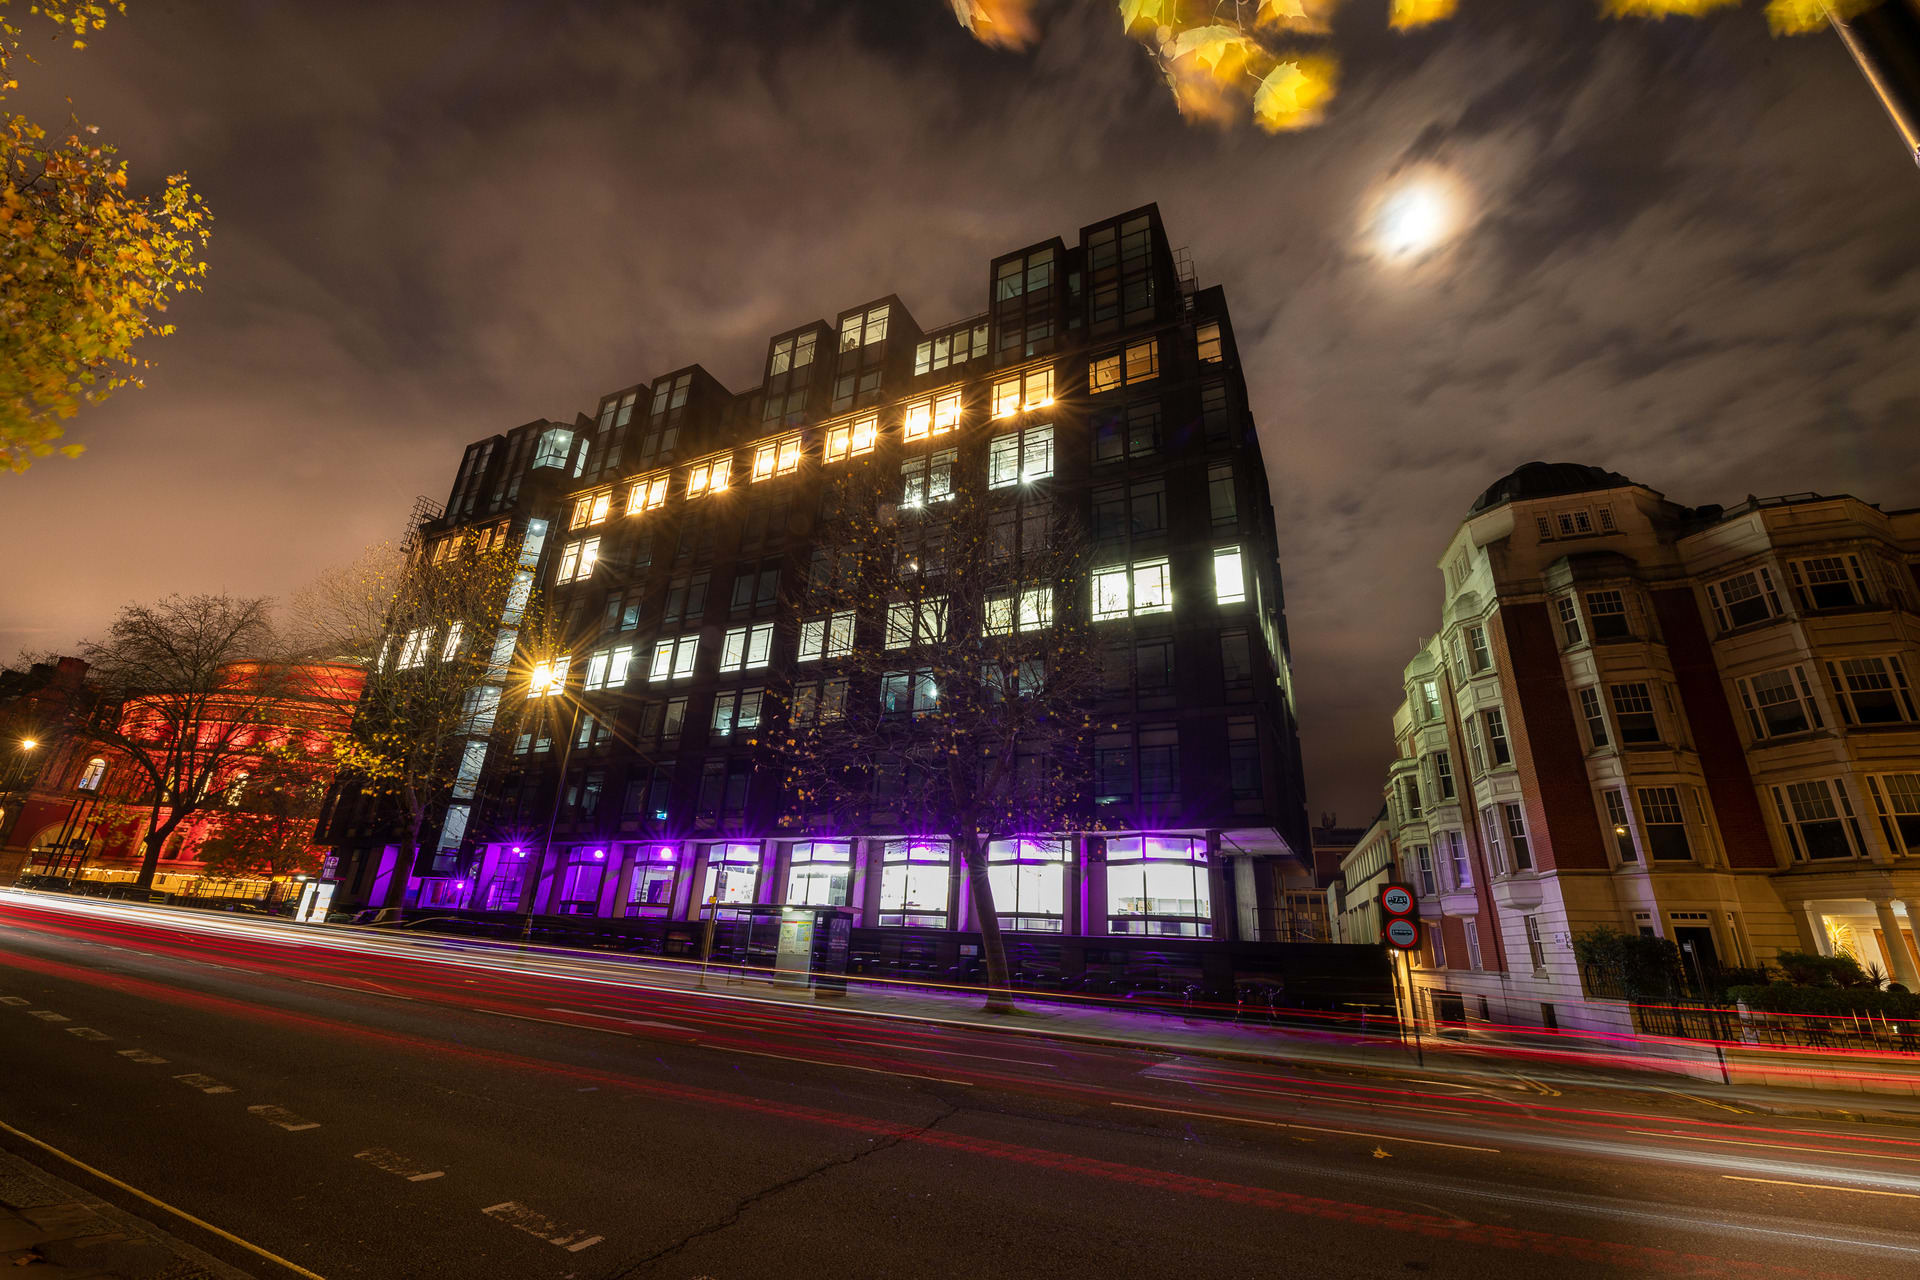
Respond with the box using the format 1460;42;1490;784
0;659;365;900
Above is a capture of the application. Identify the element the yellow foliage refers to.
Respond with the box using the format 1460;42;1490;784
949;0;1038;50
1;0;209;473
1118;0;1179;35
1764;0;1874;33
1253;55;1338;132
1389;0;1458;29
1255;0;1337;34
1603;0;1741;17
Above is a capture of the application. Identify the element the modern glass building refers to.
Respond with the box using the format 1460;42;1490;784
325;204;1316;972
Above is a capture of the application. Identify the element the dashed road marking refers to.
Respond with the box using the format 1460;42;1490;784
701;1044;974;1087
28;1009;69;1022
546;1007;688;1032
1111;1102;1501;1154
0;996;28;1006
355;1147;444;1182
64;1026;112;1041
1627;1129;1920;1165
304;979;417;1001
247;1104;320;1132
118;1048;169;1064
481;1009;632;1035
173;1073;235;1094
1725;1175;1920;1200
481;1200;602;1252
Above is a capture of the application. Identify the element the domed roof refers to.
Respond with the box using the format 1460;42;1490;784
1468;461;1638;515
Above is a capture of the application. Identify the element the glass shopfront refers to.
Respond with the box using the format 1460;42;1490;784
879;839;950;928
986;837;1067;932
787;840;852;906
1106;835;1211;937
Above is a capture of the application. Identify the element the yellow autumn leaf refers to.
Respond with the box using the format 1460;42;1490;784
1389;0;1457;29
1256;0;1336;33
1603;0;1740;18
1763;0;1874;33
1253;54;1338;132
1118;0;1177;34
1171;22;1254;73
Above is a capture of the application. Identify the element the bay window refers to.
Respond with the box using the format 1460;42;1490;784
1636;786;1693;861
1788;554;1868;611
1771;778;1863;860
1826;655;1916;725
1865;774;1920;855
1737;666;1824;739
1706;567;1783;630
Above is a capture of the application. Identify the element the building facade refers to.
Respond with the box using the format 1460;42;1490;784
1386;464;1920;1031
325;205;1315;974
2;659;364;899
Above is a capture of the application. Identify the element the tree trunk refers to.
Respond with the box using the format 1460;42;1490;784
133;814;179;892
380;805;431;913
958;826;1015;1014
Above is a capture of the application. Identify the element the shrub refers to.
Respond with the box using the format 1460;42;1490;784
1573;926;1684;1001
1727;983;1920;1020
1772;950;1875;988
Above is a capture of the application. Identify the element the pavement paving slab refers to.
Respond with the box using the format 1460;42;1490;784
0;1151;247;1280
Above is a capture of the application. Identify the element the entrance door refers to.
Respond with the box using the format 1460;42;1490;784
1674;927;1719;991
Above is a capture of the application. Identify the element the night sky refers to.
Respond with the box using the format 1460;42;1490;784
4;0;1916;826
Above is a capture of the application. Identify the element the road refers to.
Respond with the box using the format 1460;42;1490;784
3;891;1920;1279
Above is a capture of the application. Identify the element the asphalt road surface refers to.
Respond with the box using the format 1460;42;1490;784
4;890;1920;1280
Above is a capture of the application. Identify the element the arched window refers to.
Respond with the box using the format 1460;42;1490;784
223;770;250;805
77;757;107;791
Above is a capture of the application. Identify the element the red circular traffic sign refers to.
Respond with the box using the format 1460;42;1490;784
1379;884;1415;917
1384;917;1420;950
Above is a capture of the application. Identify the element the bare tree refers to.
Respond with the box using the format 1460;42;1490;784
302;534;557;909
784;455;1100;1013
78;594;284;892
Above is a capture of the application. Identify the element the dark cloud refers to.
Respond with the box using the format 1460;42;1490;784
2;0;1915;825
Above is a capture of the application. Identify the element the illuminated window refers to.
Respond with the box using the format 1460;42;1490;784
987;424;1053;489
796;610;855;663
790;676;848;727
532;427;574;470
556;537;599;584
1022;366;1053;409
768;331;816;377
991;377;1021;418
702;842;762;904
985;586;1053;635
750;434;802;482
711;687;764;738
1197;321;1222;362
583;646;633;691
1091;558;1171;621
884;597;947;649
903;389;962;441
1090;352;1122;394
396;626;434;670
1213;546;1246;605
823;413;878;463
686;454;732;497
1105;836;1211;937
987;838;1068;932
913;323;988;376
77;757;107;791
718;623;774;673
627;472;669;514
838;304;890;353
571;491;612;528
648;635;699;682
900;448;955;506
529;655;570;698
1123;339;1158;384
878;839;950;927
787;841;851;906
440;622;464;662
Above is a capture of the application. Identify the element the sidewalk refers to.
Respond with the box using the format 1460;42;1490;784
0;1150;248;1279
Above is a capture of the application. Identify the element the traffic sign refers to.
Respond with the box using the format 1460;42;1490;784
1379;882;1416;917
1383;917;1420;950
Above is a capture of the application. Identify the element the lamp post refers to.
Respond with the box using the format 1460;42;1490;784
1834;0;1920;167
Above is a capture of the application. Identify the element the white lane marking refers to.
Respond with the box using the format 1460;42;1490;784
0;996;28;1006
118;1048;169;1064
355;1147;445;1181
1111;1102;1501;1154
829;1036;1058;1069
173;1073;235;1094
481;1200;603;1251
1627;1129;1920;1166
1725;1175;1920;1200
303;978;416;1001
481;1009;630;1035
701;1043;973;1087
247;1104;320;1132
64;1026;112;1041
28;1010;69;1022
545;1007;688;1032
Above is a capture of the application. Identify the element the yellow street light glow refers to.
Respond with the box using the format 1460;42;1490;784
19;739;37;751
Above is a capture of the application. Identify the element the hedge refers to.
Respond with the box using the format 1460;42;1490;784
1726;983;1920;1020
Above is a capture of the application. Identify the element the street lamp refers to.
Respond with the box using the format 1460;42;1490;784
1832;0;1920;167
